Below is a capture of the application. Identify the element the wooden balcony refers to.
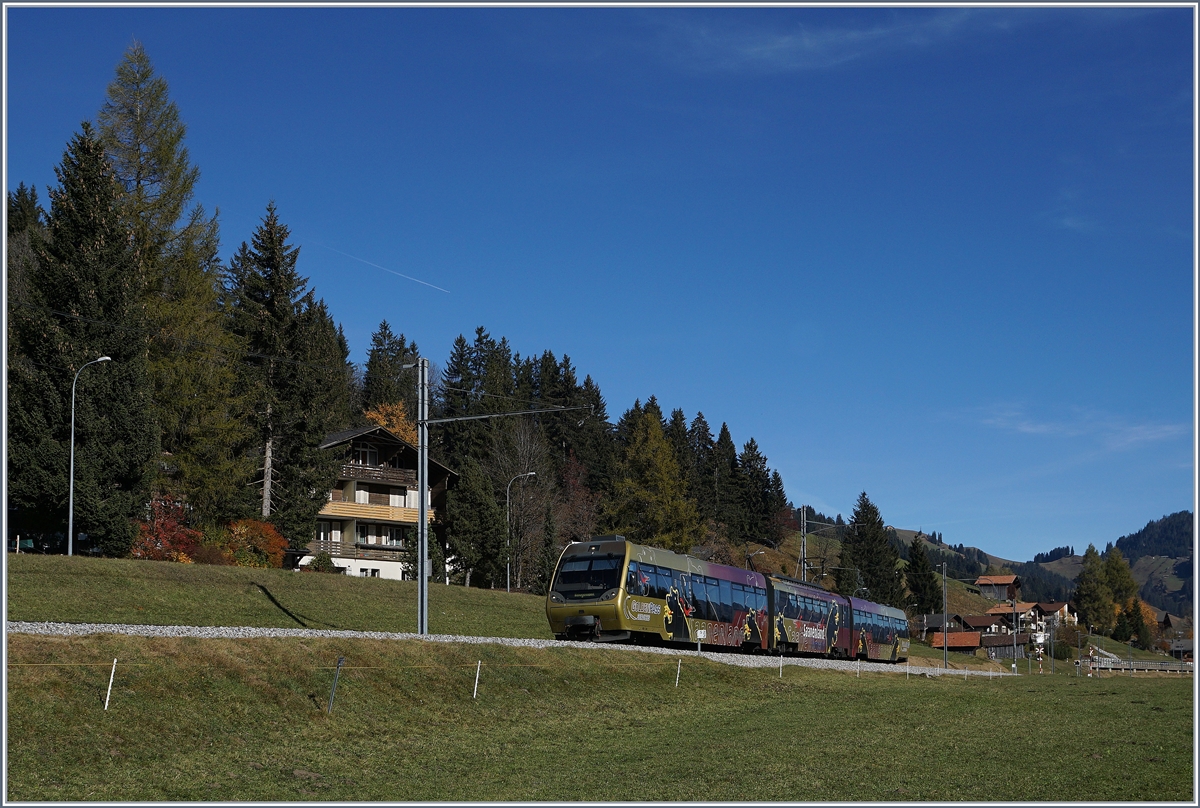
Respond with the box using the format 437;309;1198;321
307;539;409;563
339;463;417;487
319;501;433;523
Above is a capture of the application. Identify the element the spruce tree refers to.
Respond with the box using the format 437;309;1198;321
1126;599;1151;650
8;123;158;555
737;438;771;544
906;535;941;614
712;423;744;543
445;458;506;587
837;492;904;607
688;413;715;521
223;203;352;546
1073;544;1116;633
362;319;418;417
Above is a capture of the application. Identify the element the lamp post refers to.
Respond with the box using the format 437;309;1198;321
67;356;111;557
506;471;536;593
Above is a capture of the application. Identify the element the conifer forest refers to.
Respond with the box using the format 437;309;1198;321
6;44;799;595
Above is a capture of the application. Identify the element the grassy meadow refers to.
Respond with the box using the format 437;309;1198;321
5;555;1195;802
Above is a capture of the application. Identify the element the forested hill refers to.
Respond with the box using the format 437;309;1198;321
1112;511;1193;563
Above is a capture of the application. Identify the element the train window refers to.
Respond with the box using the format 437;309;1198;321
755;587;767;612
718;580;733;623
625;562;642;595
731;583;746;614
655;567;672;599
552;555;624;600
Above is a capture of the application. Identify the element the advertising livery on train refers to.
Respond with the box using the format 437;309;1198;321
546;536;910;662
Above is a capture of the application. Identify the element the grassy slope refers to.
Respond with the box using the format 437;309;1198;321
6;633;1192;802
6;555;551;638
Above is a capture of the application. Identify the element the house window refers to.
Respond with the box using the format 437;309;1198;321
352;443;378;466
386;526;404;547
360;568;380;578
355;486;369;505
389;488;403;507
317;521;331;542
357;523;369;543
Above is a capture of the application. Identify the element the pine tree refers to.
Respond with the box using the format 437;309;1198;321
688;412;715;521
445;458;506;587
906;536;941;614
223;203;352;546
1073;544;1116;633
97;41;250;523
361;319;418;417
712;423;744;543
1126;598;1152;650
8;123;158;555
1111;609;1132;642
737;438;771;544
837;492;904;607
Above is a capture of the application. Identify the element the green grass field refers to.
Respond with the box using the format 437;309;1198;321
6;555;1195;801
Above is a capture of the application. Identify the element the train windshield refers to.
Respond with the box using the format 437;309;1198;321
551;555;623;601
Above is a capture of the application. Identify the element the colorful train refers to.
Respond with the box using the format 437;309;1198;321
546;536;910;662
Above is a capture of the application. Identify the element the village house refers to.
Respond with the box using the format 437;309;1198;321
300;425;457;580
975;574;1021;601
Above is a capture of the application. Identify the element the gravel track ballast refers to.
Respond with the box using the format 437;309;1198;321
7;621;1012;677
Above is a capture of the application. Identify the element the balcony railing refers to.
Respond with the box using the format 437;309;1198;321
307;539;410;563
339;463;417;487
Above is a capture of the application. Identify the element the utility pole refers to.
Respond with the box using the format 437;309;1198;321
404;356;590;637
800;506;807;582
417;358;429;636
942;561;948;670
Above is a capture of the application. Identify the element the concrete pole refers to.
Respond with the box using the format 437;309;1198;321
942;562;948;670
800;506;807;582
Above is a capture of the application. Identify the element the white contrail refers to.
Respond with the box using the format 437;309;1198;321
310;241;451;293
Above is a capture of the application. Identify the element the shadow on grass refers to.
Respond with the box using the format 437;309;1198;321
251;583;339;630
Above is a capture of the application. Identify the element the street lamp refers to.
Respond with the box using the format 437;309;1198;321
68;356;111;557
506;471;536;593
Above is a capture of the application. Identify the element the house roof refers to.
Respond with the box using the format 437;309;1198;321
1036;602;1071;614
981;632;1031;647
320;425;458;482
962;614;1003;629
986;601;1037;615
922;614;963;629
976;575;1019;586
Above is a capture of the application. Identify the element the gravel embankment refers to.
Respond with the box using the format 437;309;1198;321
6;621;1012;677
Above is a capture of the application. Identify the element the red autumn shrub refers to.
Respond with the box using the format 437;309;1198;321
130;495;201;563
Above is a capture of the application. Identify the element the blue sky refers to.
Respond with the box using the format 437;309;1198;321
5;6;1195;562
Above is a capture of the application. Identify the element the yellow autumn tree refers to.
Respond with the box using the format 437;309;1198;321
364;401;418;445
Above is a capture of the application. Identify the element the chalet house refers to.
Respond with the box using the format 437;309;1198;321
920;614;966;641
962;614;1005;635
1168;639;1192;661
1034;601;1077;626
986;601;1039;633
975;574;1021;601
300;426;457;580
982;632;1030;660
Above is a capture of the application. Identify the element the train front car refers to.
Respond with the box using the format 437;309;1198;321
546;537;632;642
546;537;770;650
766;575;853;658
849;597;911;662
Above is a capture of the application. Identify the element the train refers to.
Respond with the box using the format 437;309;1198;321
546;536;910;662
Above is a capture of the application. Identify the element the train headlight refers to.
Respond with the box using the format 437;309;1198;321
549;592;565;604
600;588;618;601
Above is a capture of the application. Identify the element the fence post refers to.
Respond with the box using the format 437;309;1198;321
473;661;482;699
327;656;345;714
104;658;117;710
676;659;681;688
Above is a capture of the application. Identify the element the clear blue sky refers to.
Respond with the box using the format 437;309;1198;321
6;6;1195;562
